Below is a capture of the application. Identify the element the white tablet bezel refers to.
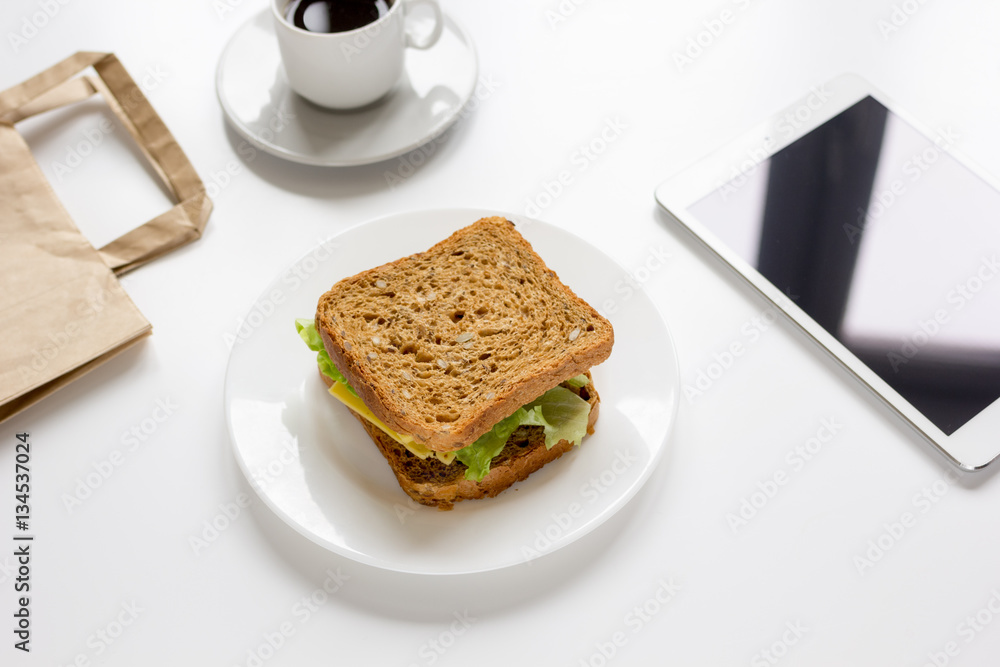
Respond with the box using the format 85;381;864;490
655;73;1000;471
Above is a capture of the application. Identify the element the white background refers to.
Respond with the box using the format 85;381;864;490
3;0;1000;665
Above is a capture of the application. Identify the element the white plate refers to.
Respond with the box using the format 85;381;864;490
224;209;679;574
215;9;478;166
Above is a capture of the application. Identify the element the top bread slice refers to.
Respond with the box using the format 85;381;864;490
316;216;614;452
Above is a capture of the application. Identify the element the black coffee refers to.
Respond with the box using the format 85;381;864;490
285;0;391;33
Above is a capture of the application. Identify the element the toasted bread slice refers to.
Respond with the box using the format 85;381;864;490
324;371;600;510
316;216;614;452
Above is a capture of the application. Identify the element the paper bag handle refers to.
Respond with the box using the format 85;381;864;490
0;52;212;275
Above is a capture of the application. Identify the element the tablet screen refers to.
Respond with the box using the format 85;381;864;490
687;96;1000;435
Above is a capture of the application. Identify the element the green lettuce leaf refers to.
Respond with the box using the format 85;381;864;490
454;408;530;482
295;319;358;397
456;386;591;482
526;385;592;450
565;374;590;389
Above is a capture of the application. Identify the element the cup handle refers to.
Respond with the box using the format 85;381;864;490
403;0;444;50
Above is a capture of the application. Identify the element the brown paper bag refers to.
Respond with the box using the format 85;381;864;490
0;52;212;422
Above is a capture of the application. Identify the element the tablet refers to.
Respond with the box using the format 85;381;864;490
655;74;1000;470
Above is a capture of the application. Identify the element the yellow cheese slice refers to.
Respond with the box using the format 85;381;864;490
328;382;456;465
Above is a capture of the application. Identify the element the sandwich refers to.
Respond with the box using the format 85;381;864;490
295;216;614;510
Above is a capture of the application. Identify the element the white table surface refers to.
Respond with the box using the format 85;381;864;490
4;0;1000;664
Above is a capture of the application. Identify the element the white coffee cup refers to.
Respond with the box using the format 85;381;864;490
271;0;444;110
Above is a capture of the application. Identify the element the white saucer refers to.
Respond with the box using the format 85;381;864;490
224;209;680;574
216;10;478;166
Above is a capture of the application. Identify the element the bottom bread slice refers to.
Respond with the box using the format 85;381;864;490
351;376;601;510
